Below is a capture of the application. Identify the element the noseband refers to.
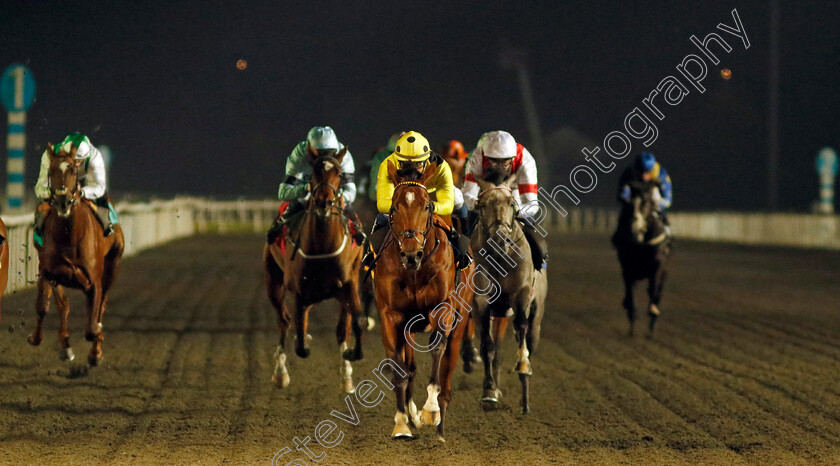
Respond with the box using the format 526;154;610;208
476;186;518;234
389;181;436;254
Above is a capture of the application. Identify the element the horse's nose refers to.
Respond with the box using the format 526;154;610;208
400;250;423;269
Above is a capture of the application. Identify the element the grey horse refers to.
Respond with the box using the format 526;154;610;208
468;175;547;414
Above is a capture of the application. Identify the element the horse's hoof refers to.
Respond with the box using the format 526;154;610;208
84;332;97;342
272;372;290;389
295;347;310;359
391;425;413;439
420;409;441;426
59;347;75;362
481;388;501;403
87;352;102;367
366;317;376;331
522;405;531;415
436;435;446;443
342;377;355;394
27;334;41;346
649;304;660;316
515;361;533;376
463;361;474;373
342;349;361;362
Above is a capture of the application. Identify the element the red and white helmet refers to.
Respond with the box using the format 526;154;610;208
479;130;516;159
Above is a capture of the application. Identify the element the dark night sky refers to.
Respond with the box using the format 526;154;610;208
2;0;839;211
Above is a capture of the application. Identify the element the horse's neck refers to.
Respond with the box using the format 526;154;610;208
299;212;345;251
47;205;90;246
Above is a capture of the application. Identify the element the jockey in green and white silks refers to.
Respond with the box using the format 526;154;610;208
266;126;365;245
33;133;117;245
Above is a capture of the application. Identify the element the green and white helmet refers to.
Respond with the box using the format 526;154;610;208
56;132;92;160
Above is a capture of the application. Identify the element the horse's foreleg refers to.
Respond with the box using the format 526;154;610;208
491;316;509;396
436;327;464;442
266;255;290;388
648;266;667;334
336;304;355;394
421;333;444;427
341;282;364;362
404;344;421;429
54;286;74;361
460;309;481;373
292;295;312;359
86;285;104;366
479;309;500;403
28;278;52;346
390;323;412;439
622;275;636;336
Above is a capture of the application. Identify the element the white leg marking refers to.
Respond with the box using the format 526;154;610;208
272;346;291;388
420;384;442;426
407;400;422;428
340;342;354;393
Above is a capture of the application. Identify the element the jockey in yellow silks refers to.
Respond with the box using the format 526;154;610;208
363;131;471;270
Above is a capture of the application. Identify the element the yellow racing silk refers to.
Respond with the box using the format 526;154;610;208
376;153;455;215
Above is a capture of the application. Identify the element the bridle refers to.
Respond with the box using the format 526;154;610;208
476;186;519;235
49;158;81;211
389;181;437;255
306;156;345;218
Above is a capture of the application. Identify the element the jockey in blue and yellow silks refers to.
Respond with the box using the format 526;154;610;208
616;151;673;237
363;131;471;270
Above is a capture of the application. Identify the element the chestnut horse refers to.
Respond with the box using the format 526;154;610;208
469;176;547;414
373;160;474;442
28;145;125;365
264;149;366;393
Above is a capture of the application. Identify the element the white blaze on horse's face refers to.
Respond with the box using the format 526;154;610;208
59;161;70;173
323;161;334;171
405;191;415;206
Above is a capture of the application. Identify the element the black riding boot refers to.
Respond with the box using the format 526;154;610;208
518;218;548;270
343;204;367;246
94;196;114;237
362;214;389;270
447;227;473;270
267;200;305;244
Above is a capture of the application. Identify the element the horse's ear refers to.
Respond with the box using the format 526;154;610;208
420;161;437;187
336;146;347;163
387;160;398;184
46;143;54;156
475;178;493;192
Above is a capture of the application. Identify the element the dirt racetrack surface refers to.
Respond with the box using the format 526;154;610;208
0;233;838;465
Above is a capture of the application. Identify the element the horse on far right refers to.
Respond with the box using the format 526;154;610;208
612;181;672;336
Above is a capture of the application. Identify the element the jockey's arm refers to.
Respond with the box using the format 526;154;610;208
431;162;455;216
461;149;483;210
34;150;51;199
338;148;357;204
81;148;107;200
516;147;539;218
658;168;673;210
376;159;396;214
617;166;634;204
277;143;309;202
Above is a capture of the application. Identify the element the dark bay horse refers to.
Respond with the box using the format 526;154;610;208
469;176;547;414
373;160;474;442
28;145;125;365
612;181;672;336
264;148;366;393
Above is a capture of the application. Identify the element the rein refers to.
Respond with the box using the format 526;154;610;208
389;181;440;260
476;186;521;240
291;160;349;260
